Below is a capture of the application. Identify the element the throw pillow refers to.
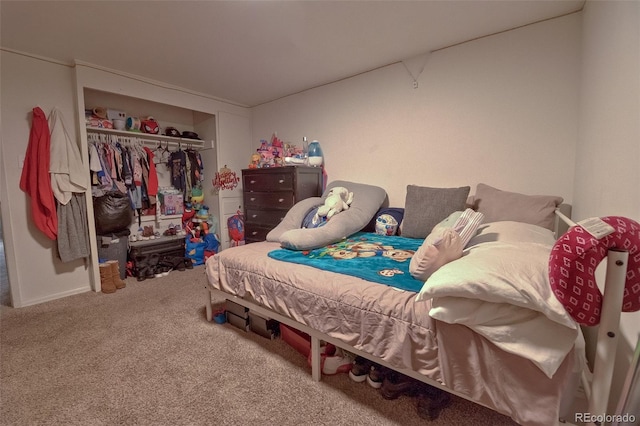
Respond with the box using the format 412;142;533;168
451;208;485;248
409;228;463;282
401;185;471;239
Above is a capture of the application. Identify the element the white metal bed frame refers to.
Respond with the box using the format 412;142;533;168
554;210;631;425
203;209;631;425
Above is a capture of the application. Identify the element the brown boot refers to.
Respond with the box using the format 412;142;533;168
99;263;117;294
107;260;126;289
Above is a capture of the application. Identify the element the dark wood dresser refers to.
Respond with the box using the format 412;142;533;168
242;166;323;243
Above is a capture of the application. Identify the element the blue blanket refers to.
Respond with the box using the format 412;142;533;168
268;232;424;292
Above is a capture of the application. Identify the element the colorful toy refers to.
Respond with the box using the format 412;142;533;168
141;116;159;134
249;153;260;168
375;214;399;236
228;210;245;246
196;205;210;221
191;187;204;205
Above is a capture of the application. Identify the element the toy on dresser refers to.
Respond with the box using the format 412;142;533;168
250;133;302;168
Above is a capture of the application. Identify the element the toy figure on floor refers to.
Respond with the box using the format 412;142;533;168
228;210;245;247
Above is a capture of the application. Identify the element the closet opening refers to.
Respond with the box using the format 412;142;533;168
83;88;219;290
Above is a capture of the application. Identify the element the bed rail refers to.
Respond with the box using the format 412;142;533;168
554;209;630;425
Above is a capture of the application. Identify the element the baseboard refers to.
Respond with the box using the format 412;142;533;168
13;286;92;308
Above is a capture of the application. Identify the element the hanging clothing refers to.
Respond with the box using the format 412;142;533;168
169;149;187;196
57;193;90;262
143;147;159;205
19;107;57;240
48;108;88;205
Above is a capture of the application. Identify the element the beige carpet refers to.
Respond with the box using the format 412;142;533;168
0;266;517;425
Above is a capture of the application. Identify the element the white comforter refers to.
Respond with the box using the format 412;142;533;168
416;222;579;378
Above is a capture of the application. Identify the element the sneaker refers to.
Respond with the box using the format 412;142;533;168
367;363;388;389
183;257;194;269
144;226;155;240
349;356;372;383
322;348;355;375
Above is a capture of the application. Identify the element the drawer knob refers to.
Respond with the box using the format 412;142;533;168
251;231;258;236
278;198;284;203
278;179;284;184
250;180;256;184
251;214;257;218
250;197;256;201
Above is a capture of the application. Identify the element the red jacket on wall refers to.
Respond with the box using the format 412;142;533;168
19;107;58;240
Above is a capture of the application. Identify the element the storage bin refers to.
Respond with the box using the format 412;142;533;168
226;311;250;332
225;299;249;319
129;235;186;270
280;323;311;357
97;234;128;280
249;312;279;339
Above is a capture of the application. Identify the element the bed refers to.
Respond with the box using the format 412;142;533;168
204;181;585;426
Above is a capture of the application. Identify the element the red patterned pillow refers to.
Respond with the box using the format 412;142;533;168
548;216;640;325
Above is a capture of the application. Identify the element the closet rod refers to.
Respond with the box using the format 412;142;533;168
86;127;206;150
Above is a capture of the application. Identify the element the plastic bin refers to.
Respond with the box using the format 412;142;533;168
280;323;311;357
97;234;129;280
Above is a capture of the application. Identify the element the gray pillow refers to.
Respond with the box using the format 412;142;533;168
267;180;387;250
400;185;471;239
266;197;323;242
471;183;563;231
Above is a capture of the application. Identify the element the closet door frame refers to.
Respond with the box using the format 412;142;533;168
74;61;251;292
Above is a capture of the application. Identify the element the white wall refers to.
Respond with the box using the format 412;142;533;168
576;0;640;413
252;13;581;207
1;52;92;306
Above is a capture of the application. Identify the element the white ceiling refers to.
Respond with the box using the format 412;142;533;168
1;1;584;107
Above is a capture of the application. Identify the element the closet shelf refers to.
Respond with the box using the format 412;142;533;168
86;126;207;150
135;214;183;223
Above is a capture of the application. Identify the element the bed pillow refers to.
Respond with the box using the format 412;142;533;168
409;228;463;282
466;220;557;248
430;210;464;235
268;180;387;251
266;197;323;242
471;183;563;231
400;185;471;239
414;241;576;331
410;208;485;282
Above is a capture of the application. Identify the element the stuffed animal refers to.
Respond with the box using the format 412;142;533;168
313;186;354;226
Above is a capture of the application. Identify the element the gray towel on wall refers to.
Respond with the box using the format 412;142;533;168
57;193;90;263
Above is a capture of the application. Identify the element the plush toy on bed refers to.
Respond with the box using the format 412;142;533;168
267;180;387;251
312;186;354;226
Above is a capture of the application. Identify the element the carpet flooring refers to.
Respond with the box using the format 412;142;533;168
0;266;518;425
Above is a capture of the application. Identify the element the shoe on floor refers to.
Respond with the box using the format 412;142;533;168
366;363;388;389
307;343;335;368
416;385;452;420
322;348;355;375
349;356;372;383
380;370;419;400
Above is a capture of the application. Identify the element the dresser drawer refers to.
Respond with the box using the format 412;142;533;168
243;172;294;192
245;209;287;226
244;224;272;243
244;192;295;210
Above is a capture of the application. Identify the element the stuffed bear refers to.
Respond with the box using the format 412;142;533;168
312;186;354;226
